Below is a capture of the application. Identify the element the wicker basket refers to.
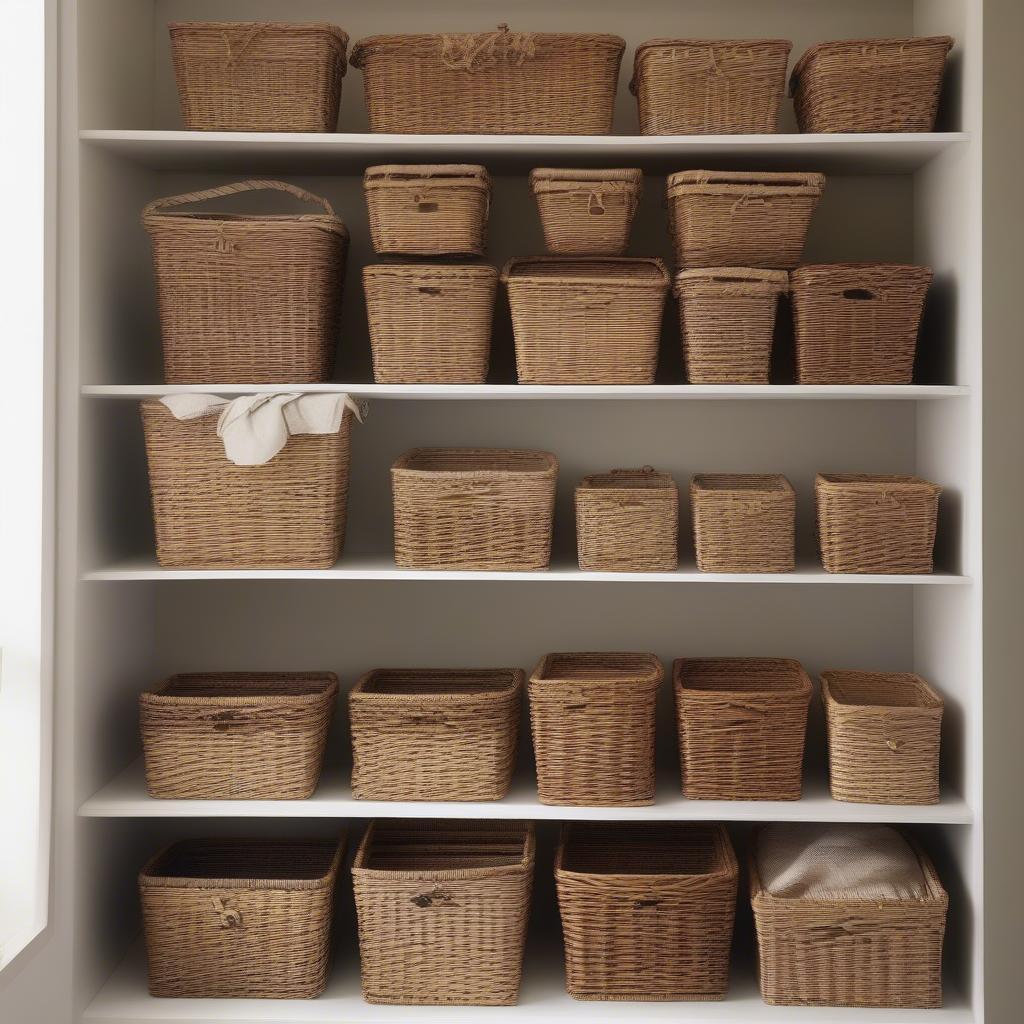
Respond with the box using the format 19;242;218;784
169;22;348;132
791;264;932;384
140;837;343;999
350;27;624;134
555;823;738;1001
575;467;679;572
391;448;558;571
364;264;496;384
815;473;941;574
140;673;338;800
503;257;670;385
791;37;954;133
528;653;662;806
674;269;788;384
691;474;796;573
349;668;523;801
141;399;354;569
822;670;943;805
352;820;535;1005
666;170;825;270
530;168;643;256
143;180;348;385
631;39;792;134
674;658;811;801
364;165;490;256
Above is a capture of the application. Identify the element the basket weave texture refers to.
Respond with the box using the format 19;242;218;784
528;653;662;806
791;36;953;133
555;823;739;1001
144;180;348;385
631;39;792;134
822;671;943;805
140;837;343;999
674;658;811;801
349;668;522;801
169;22;348;132
350;27;624;134
141;400;353;569
352;820;535;1005
140;673;338;800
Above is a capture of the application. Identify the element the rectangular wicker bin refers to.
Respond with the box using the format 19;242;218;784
674;658;811;801
140;837;344;999
575;467;679;572
528;653;662;806
503;257;670;385
140;672;338;800
350;27;624;134
349;668;523;801
391;448;557;571
555;823;739;1001
822;670;943;805
352;820;535;1005
141;399;354;569
144;180;348;385
631;38;792;134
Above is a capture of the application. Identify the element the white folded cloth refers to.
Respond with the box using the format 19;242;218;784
160;393;363;466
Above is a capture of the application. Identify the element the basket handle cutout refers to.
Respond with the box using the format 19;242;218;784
841;288;878;301
417;286;443;296
588;192;606;216
411;888;454;909
416;201;440;213
143;180;337;220
633;899;660;910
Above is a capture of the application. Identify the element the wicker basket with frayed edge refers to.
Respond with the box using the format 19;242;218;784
364;264;496;384
391;448;557;571
140;837;344;999
790;37;953;133
674;658;811;801
144;180;348;385
364;165;490;256
815;474;941;574
528;653;662;806
631;39;792;134
140;673;338;800
349;668;523;801
352;820;535;1005
169;22;348;132
575;467;679;572
675;269;788;384
555;823;739;1001
530;168;643;256
822;671;943;804
503;257;670;385
350;27;624;134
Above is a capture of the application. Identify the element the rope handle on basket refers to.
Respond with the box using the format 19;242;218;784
439;23;536;71
610;466;656;475
211;897;242;929
142;180;337;219
221;23;269;68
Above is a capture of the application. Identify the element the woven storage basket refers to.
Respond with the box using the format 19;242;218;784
503;257;670;385
144;180;348;385
528;653;662;806
349;668;523;801
791;264;932;384
364;165;490;256
364;264;497;384
350;26;624;134
141;399;354;569
140;837;343;999
822;670;943;805
674;658;811;801
555;823;739;1001
140;672;338;800
675;269;788;384
631;39;792;134
530;168;643;256
691;474;796;573
791;37;953;133
815;473;941;574
575;467;679;572
391;448;557;571
352;820;535;1005
667;170;825;270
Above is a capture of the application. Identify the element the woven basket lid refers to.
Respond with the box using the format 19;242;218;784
791;35;953;85
674;267;789;297
579;466;676;491
667;169;824;196
363;263;497;283
364;164;490;188
502;255;669;286
530;167;643;194
169;21;349;67
791;263;932;287
815;472;941;495
392;447;558;477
